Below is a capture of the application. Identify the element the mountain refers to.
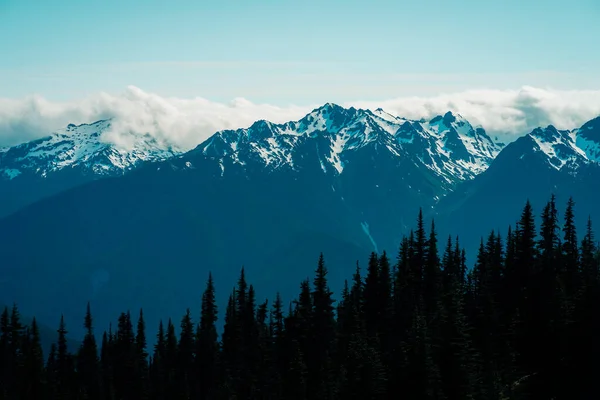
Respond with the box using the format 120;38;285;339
0;104;503;339
0;119;181;217
434;121;600;258
197;104;502;184
1;104;598;343
0;106;502;218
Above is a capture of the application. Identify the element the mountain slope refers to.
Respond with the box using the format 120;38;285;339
0;104;501;339
0;105;502;219
2;106;598;342
434;122;600;258
0;119;181;217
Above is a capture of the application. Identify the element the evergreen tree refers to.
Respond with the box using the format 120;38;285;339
135;309;149;399
439;237;474;400
363;252;380;338
55;315;74;399
196;273;219;399
310;253;337;399
77;303;100;400
377;251;393;348
562;197;579;293
2;196;599;400
23;318;45;399
177;309;195;398
150;321;166;400
165;318;178;397
220;290;239;398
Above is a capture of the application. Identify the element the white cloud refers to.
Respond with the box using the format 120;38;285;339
352;86;600;142
1;85;600;150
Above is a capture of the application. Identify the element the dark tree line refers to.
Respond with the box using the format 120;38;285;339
1;196;599;399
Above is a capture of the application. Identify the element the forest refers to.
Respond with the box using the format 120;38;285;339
0;195;599;400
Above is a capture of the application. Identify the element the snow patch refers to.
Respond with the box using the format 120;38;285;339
3;169;21;179
361;221;379;253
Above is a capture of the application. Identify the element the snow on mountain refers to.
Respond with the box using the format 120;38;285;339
4;105;597;189
0;119;181;180
199;104;503;184
513;121;600;173
574;116;600;162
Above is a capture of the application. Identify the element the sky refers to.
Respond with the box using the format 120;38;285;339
1;0;600;148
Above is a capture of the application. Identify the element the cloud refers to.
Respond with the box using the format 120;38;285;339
350;86;600;142
1;85;600;150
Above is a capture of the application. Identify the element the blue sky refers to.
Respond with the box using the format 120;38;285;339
1;0;599;103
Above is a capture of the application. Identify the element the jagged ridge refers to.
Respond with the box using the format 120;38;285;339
198;104;503;184
0;120;181;180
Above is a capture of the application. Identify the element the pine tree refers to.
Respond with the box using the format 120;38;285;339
177;309;195;398
440;237;474;400
165;318;178;397
196;273;219;399
135;309;149;399
23;318;45;399
377;251;393;341
255;298;272;398
424;220;442;319
310;253;337;399
113;311;136;399
363;252;380;338
150;321;166;400
55;315;74;399
413;209;428;295
77;303;100;400
220;290;239;398
562;197;579;290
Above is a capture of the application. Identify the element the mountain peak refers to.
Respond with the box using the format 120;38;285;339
313;102;345;114
443;111;457;124
1;119;179;181
520;125;589;170
197;105;504;183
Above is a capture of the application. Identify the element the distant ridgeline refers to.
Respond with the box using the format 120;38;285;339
1;196;599;399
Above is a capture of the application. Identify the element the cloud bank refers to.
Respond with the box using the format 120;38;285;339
1;85;600;150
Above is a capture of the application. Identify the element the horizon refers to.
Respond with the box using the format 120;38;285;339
1;85;600;150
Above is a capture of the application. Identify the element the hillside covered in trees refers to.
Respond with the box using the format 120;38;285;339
1;196;599;400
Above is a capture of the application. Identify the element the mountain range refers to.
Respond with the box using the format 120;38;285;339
1;104;599;339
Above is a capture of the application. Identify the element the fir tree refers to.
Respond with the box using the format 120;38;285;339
55;315;74;400
23;318;45;399
177;309;195;398
77;303;100;400
310;253;336;399
196;273;219;399
150;321;166;400
135;309;149;399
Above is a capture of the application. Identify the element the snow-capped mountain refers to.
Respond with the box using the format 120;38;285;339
0;119;181;181
500;121;600;173
2;105;599;223
0;119;182;218
197;104;503;185
2;108;600;343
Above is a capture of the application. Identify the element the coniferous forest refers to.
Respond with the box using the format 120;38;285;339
1;196;599;400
